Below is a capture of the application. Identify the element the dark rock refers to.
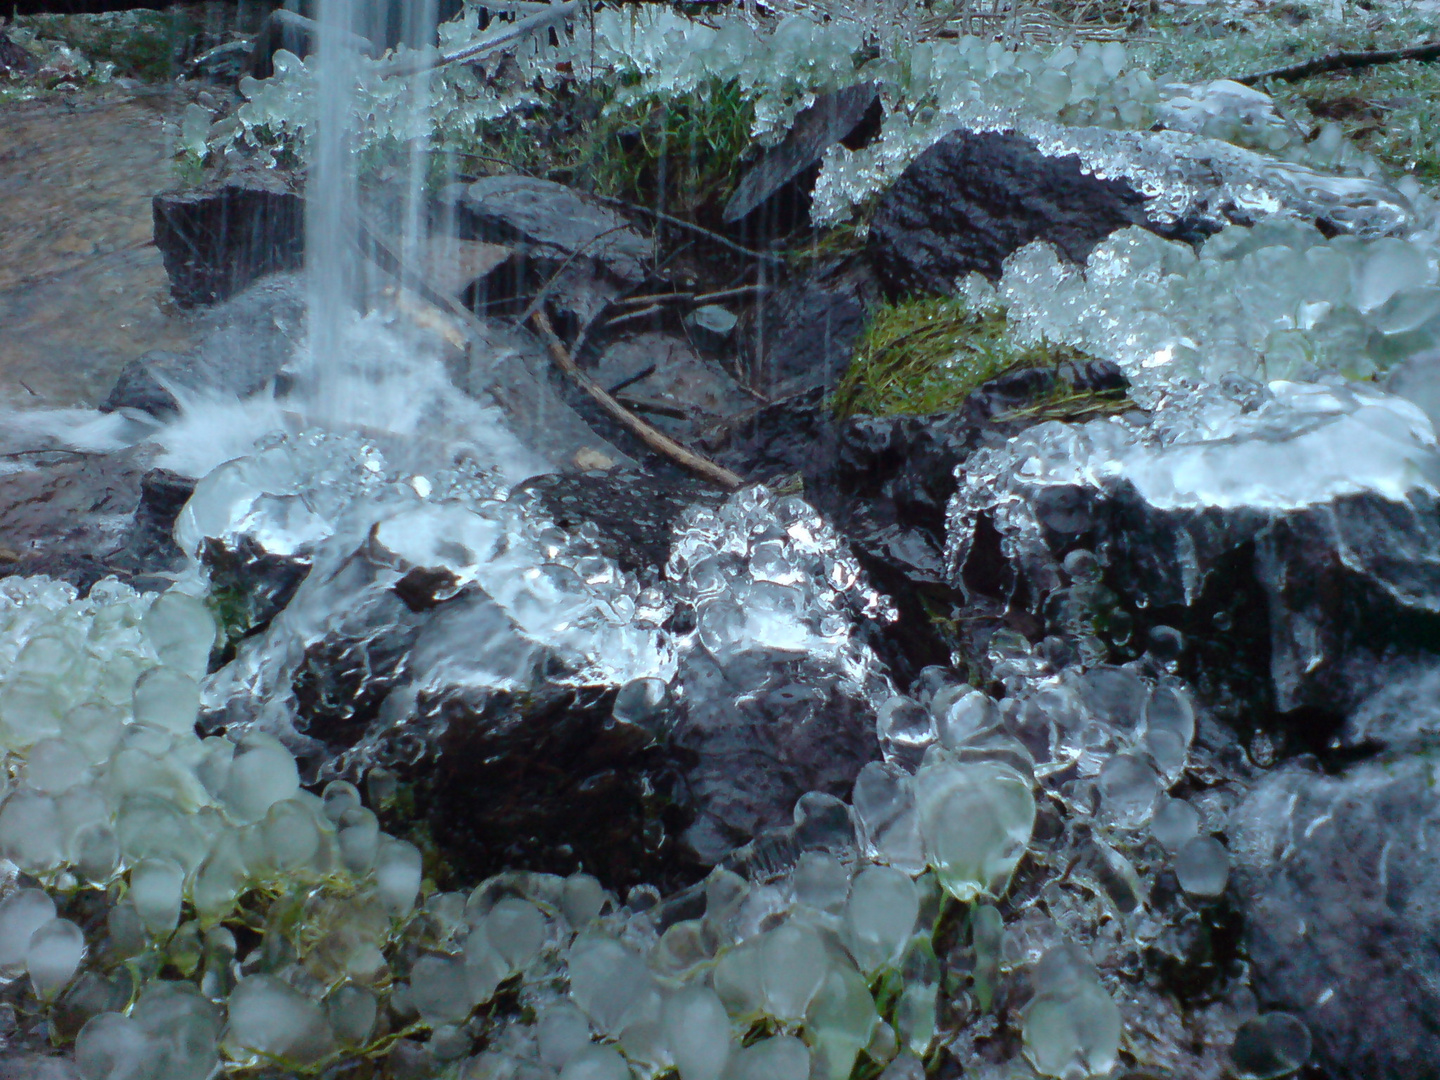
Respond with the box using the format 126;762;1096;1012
957;479;1440;742
672;648;881;865
415;678;684;891
724;82;882;230
101;273;305;418
739;257;879;397
868;127;1156;296
451;315;632;472
589;331;751;438
107;468;196;583
701;387;833;485
1229;755;1440;1080
0;447;184;592
451;175;653;289
0;30;38;76
519;468;724;582
153;170;305;308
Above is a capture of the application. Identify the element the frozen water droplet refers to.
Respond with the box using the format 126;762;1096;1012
759;923;829;1021
337;807;380;874
1175;835;1230;898
569;935;658;1035
713;939;765;1019
806;962;878;1080
877;696;936;764
663;986;732;1080
935;689;1000;750
1096;754;1160;828
538;1002;592;1070
76;1012;154;1080
374;836;423;915
843;866;919;974
411;955;472;1026
1231;1012;1312;1079
1150;797;1200;852
22;738;90;794
327;984;377;1046
852;762;925;873
562;873;607;928
728;1034;810;1080
558;1044;632;1080
484;897;546;970
321;781;362;823
793;852;850;913
0;888;56;976
221;734;299;824
26;917;85;997
915;759;1035;901
222;975;335;1065
0;790;64;872
131;981;221;1080
132;667;200;737
130;857;185;935
142;592;216;680
1023;945;1121;1080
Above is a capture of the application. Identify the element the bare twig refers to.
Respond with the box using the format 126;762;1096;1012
379;1;581;77
1236;39;1440;86
587;193;788;265
606;365;657;396
512;222;636;329
531;310;745;490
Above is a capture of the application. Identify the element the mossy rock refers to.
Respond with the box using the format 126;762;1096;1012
831;295;1128;422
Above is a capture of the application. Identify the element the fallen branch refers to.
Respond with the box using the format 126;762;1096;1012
379;0;581;77
587;194;788;265
1236;39;1440;86
531;310;745;491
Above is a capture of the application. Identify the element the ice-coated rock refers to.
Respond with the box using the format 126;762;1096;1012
947;377;1440;722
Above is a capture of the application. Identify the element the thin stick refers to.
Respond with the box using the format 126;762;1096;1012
587;193;787;265
1236;39;1440;86
379;1;581;77
531;310;745;490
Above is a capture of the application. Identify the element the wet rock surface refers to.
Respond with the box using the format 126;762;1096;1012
1229;754;1440;1080
0;449;190;592
519;468;724;582
869;127;1159;295
724;81;882;231
152;168;305;308
739;256;879;396
100;273;306;417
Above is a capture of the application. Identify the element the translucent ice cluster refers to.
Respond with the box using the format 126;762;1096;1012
667;486;894;671
191;435;674;765
984;223;1440;397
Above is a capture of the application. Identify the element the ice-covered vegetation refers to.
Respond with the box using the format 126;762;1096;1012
5;0;1440;1076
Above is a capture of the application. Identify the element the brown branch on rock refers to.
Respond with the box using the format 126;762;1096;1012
586;194;788;266
1236;39;1440;85
531;310;746;491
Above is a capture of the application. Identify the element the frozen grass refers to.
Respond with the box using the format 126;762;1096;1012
1130;4;1440;183
831;296;1126;420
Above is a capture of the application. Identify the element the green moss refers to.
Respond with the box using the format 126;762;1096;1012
16;10;193;82
831;296;1125;421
